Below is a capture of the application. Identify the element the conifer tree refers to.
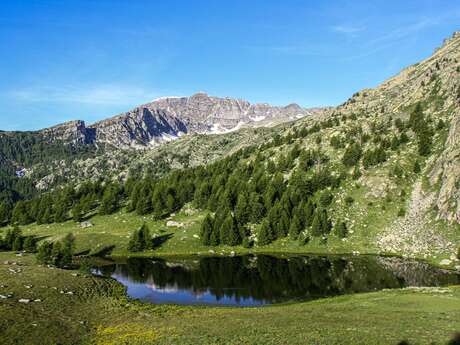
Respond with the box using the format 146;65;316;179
128;223;151;252
12;236;23;251
100;185;119;215
258;219;274;246
249;192;265;223
311;208;332;237
11;201;32;225
0;202;12;225
200;214;213;246
333;221;348;238
235;192;250;226
342;143;362;167
23;236;36;253
289;214;303;240
304;200;315;227
72;202;83;222
36;241;53;264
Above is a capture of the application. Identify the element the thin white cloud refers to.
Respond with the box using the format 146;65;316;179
7;84;157;106
331;25;365;35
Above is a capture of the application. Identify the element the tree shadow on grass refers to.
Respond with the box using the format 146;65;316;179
151;233;174;250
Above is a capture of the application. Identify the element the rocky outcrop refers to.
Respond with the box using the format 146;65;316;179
39;120;94;145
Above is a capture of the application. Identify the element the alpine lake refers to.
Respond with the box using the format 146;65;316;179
92;254;460;307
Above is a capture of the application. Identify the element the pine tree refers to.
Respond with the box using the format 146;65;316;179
12;236;23;251
72;202;83;222
235;192;250;225
219;213;240;246
249;192;265;223
23;236;36;253
0;202;12;225
333;221;348;238
151;188;165;219
342;143;362;167
61;233;75;267
11;201;32;225
200;214;213;246
311;208;332;237
54;202;67;223
36;241;53;264
304;200;315;227
128;223;151;252
289;214;303;240
258;219;274;246
100;185;119;215
4;226;22;250
51;242;63;267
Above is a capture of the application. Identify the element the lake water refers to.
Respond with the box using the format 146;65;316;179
93;255;460;306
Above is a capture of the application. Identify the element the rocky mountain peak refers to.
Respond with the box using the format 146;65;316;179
85;93;317;148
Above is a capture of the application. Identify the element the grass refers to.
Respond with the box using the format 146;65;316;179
1;251;460;345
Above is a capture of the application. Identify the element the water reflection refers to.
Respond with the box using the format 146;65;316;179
94;255;460;306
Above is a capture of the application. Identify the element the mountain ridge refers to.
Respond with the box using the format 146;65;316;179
11;93;322;149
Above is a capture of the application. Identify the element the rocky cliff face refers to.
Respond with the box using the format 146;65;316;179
35;93;315;148
38;120;94;145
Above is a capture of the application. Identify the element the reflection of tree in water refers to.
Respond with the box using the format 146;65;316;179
98;255;460;303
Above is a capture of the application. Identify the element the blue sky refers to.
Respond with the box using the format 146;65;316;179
1;0;460;131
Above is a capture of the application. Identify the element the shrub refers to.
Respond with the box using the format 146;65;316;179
345;196;354;205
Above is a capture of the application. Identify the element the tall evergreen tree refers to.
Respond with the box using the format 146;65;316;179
200;214;213;246
289;214;303;240
0;202;12;225
100;184;120;215
258;219;274;246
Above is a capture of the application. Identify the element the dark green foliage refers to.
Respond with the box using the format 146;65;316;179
362;146;388;168
72;202;84;222
100;184;121;215
289;214;303;240
128;223;151;252
235;192;250;225
36;232;75;268
3;226;22;250
23;236;37;252
11;201;32;225
319;190;333;208
333;221;348;238
436;119;446;130
345;196;354;205
258;219;274;246
12;236;23;251
352;166;362;180
408;103;433;156
36;241;53;264
219;213;241;246
398;208;406;217
399;132;409;144
413;160;421;173
200;214;214;246
342;143;362;167
311;208;332;237
0;201;12;226
330;136;343;149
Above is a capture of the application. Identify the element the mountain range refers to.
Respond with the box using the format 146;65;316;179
34;93;321;149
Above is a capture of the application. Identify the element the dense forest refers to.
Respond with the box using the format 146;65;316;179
0;130;99;216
